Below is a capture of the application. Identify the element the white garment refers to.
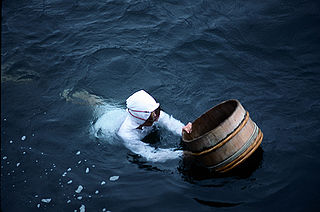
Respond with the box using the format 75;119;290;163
117;110;184;162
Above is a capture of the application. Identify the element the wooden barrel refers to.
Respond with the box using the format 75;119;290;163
182;99;263;173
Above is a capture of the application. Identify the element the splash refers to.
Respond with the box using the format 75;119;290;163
61;88;126;142
61;88;181;162
91;103;127;143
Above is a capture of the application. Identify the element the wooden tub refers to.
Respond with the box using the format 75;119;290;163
182;99;263;173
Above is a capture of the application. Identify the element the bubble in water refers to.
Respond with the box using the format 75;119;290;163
109;176;119;181
80;205;85;212
41;198;51;203
75;185;83;193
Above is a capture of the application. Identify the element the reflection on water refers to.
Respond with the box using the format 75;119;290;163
1;62;40;83
179;147;264;182
194;198;242;208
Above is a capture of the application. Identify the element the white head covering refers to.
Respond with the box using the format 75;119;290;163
126;90;160;127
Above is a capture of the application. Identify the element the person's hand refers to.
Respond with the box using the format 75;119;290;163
182;122;192;134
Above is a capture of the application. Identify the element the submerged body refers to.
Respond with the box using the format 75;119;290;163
117;110;184;162
116;90;191;162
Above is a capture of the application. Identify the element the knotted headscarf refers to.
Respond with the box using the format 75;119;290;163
126;90;160;127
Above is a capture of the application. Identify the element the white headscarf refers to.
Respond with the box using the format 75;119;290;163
126;90;160;127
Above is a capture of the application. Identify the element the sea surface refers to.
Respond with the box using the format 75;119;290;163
1;0;320;211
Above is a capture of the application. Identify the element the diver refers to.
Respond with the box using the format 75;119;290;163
117;90;192;162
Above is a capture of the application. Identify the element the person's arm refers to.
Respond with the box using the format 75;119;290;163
117;119;182;162
122;138;182;162
157;111;185;136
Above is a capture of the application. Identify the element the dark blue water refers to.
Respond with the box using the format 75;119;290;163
1;0;320;211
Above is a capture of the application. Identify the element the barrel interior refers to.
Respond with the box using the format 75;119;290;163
184;100;238;141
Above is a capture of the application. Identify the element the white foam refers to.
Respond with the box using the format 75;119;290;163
85;168;89;173
21;136;26;141
62;172;67;177
67;200;71;203
41;198;51;203
80;205;85;212
16;163;20;167
67;168;72;171
109;176;119;181
76;151;81;155
3;156;7;160
95;190;99;194
77;196;83;200
124;140;183;162
75;185;83;193
101;181;106;185
90;104;126;143
67;180;73;184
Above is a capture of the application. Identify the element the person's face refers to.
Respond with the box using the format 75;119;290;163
143;107;160;126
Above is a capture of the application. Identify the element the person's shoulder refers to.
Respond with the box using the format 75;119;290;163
118;116;139;136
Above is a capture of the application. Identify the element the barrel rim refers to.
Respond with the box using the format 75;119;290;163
183;111;250;156
182;99;241;143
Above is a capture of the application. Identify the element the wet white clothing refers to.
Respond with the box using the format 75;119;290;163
117;110;184;162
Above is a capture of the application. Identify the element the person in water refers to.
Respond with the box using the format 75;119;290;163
117;90;192;162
